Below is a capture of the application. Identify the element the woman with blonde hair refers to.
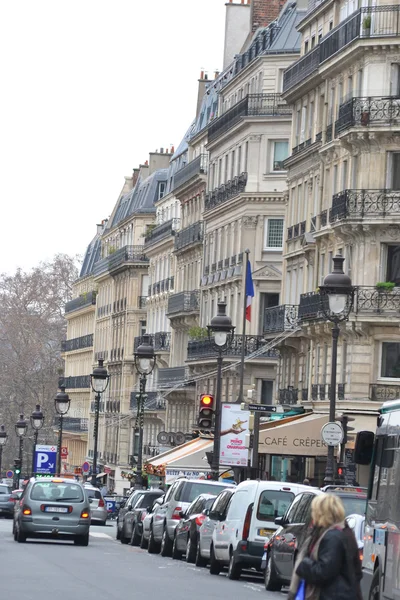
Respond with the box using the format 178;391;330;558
288;494;361;600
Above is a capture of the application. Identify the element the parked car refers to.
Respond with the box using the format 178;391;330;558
140;495;164;549
116;489;144;540
263;486;367;591
83;484;108;525
172;493;216;562
11;490;24;533
209;480;313;580
149;478;235;557
118;489;163;545
0;483;14;518
13;477;91;545
197;487;236;567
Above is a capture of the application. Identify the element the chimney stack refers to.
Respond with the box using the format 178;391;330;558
250;0;285;33
223;0;251;70
196;70;209;118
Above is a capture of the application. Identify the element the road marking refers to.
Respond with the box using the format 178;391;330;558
243;584;262;592
90;532;113;539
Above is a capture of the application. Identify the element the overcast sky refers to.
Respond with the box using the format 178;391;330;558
0;0;226;275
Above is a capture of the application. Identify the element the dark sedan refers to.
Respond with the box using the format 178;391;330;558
120;489;164;545
0;483;14;518
172;494;216;563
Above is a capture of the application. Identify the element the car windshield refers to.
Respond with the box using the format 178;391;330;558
0;485;11;495
176;483;230;503
31;482;84;503
257;490;295;521
340;496;367;516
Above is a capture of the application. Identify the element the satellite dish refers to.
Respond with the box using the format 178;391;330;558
175;432;186;446
157;431;169;444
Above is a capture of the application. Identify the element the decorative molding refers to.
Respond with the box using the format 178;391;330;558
243;216;258;229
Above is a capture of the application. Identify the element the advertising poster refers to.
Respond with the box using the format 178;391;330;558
220;403;250;467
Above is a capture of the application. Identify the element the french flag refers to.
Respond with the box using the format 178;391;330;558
245;261;255;322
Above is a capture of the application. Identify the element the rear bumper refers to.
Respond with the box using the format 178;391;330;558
0;504;13;515
91;507;108;522
166;520;179;540
234;540;264;569
20;517;90;538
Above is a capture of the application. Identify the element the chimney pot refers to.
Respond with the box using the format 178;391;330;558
145;160;148;166
160;147;164;153
171;145;175;153
200;70;204;79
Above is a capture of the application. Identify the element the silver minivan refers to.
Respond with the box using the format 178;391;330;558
14;477;91;545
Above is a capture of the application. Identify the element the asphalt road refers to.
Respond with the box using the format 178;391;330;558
0;518;286;600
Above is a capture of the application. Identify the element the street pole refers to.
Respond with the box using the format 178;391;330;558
251;412;260;478
14;437;24;489
0;446;3;480
211;351;223;481
31;430;39;477
237;249;250;403
324;323;339;485
135;374;146;489
91;393;100;487
57;414;64;477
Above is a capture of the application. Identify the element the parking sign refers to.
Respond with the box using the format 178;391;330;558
34;445;57;475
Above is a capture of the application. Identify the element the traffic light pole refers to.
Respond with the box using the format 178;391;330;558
135;374;146;490
211;352;223;481
14;438;23;489
31;429;39;477
91;393;100;487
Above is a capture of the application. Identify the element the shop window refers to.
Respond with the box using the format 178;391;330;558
264;218;284;250
381;342;400;379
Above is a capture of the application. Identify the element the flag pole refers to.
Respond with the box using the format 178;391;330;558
237;249;250;403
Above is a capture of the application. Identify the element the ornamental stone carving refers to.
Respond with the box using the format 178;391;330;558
243;216;258;229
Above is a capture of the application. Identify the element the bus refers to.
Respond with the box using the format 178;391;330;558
354;399;400;600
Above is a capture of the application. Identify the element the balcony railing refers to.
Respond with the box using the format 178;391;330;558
167;290;200;315
283;6;400;94
63;375;91;389
330;189;400;223
53;416;89;432
298;292;329;321
208;94;290;143
65;291;97;314
311;383;346;401
336;96;400;134
355;287;400;315
174;221;204;251
61;334;93;353
279;388;299;405
92;246;148;276
205;172;248;211
370;383;400;402
130;391;165;411
174;154;208;189
158;366;189;387
264;305;299;334
134;332;171;352
187;335;280;360
144;218;180;246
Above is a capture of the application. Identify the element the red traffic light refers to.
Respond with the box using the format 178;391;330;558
200;394;214;408
198;395;215;429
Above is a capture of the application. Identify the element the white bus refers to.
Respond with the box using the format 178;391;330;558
354;399;400;600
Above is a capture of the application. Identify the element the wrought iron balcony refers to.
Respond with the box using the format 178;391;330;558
187;335;280;360
63;375;91;389
53;416;89;432
283;46;320;93
264;305;298;334
167;290;200;315
174;154;208;189
336;96;400;134
144;218;180;246
298;292;328;321
370;383;400;402
355;287;400;315
319;210;327;227
311;383;346;401
279;388;299;405
158;366;189;388
205;172;247;211
208;94;290;143
61;334;93;353
330;189;400;224
92;246;148;276
174;221;204;251
134;332;171;352
130;391;165;412
65;291;97;314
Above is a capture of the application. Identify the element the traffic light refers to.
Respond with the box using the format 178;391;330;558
198;394;215;429
14;459;21;475
338;415;356;444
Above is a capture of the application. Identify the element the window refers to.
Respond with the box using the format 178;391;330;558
264;218;284;250
387;245;400;284
257;490;294;521
158;182;166;200
304;40;309;53
381;342;400;379
311;35;316;48
272;141;289;171
261;380;273;404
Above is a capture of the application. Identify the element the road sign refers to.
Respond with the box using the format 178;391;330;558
6;470;13;478
105;500;116;514
247;404;279;413
321;422;344;447
82;461;90;473
61;447;68;459
34;445;57;475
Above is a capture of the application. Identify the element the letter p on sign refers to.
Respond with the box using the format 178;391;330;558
37;453;49;467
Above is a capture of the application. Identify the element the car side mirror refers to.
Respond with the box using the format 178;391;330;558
275;516;285;526
179;510;185;518
203;508;210;516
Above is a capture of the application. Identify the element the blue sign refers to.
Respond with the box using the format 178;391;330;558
82;461;90;473
105;500;116;514
6;470;13;478
34;445;57;475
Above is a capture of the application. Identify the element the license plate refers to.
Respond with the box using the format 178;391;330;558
45;506;68;513
261;551;267;570
258;528;274;537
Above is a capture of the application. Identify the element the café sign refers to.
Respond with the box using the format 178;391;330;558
259;415;330;456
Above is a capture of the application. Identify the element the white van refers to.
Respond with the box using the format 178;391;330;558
209;480;315;580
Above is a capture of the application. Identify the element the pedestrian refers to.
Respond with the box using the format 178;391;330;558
288;494;361;600
303;478;310;485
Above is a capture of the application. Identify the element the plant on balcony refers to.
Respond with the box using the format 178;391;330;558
188;326;208;340
108;245;116;255
376;281;396;292
362;15;371;35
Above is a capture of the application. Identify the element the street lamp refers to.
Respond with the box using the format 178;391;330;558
0;425;8;479
319;255;354;485
90;359;110;487
133;335;156;489
207;302;235;481
30;404;44;476
55;387;71;476
15;414;28;488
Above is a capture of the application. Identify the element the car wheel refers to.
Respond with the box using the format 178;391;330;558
160;527;173;557
116;525;121;540
100;521;107;527
265;553;282;592
74;533;89;547
17;527;27;543
369;569;380;600
120;523;129;544
140;532;148;549
209;545;222;575
130;525;141;547
147;526;160;554
13;527;18;542
186;535;196;564
228;550;242;580
172;533;182;560
195;541;207;567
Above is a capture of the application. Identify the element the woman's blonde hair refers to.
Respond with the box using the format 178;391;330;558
311;494;346;528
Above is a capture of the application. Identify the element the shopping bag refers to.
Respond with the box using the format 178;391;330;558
295;579;306;600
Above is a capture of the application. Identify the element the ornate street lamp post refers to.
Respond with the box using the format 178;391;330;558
319;255;354;485
90;359;110;487
55;387;71;476
0;425;8;479
207;302;235;481
134;335;156;489
30;404;44;476
15;414;28;488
